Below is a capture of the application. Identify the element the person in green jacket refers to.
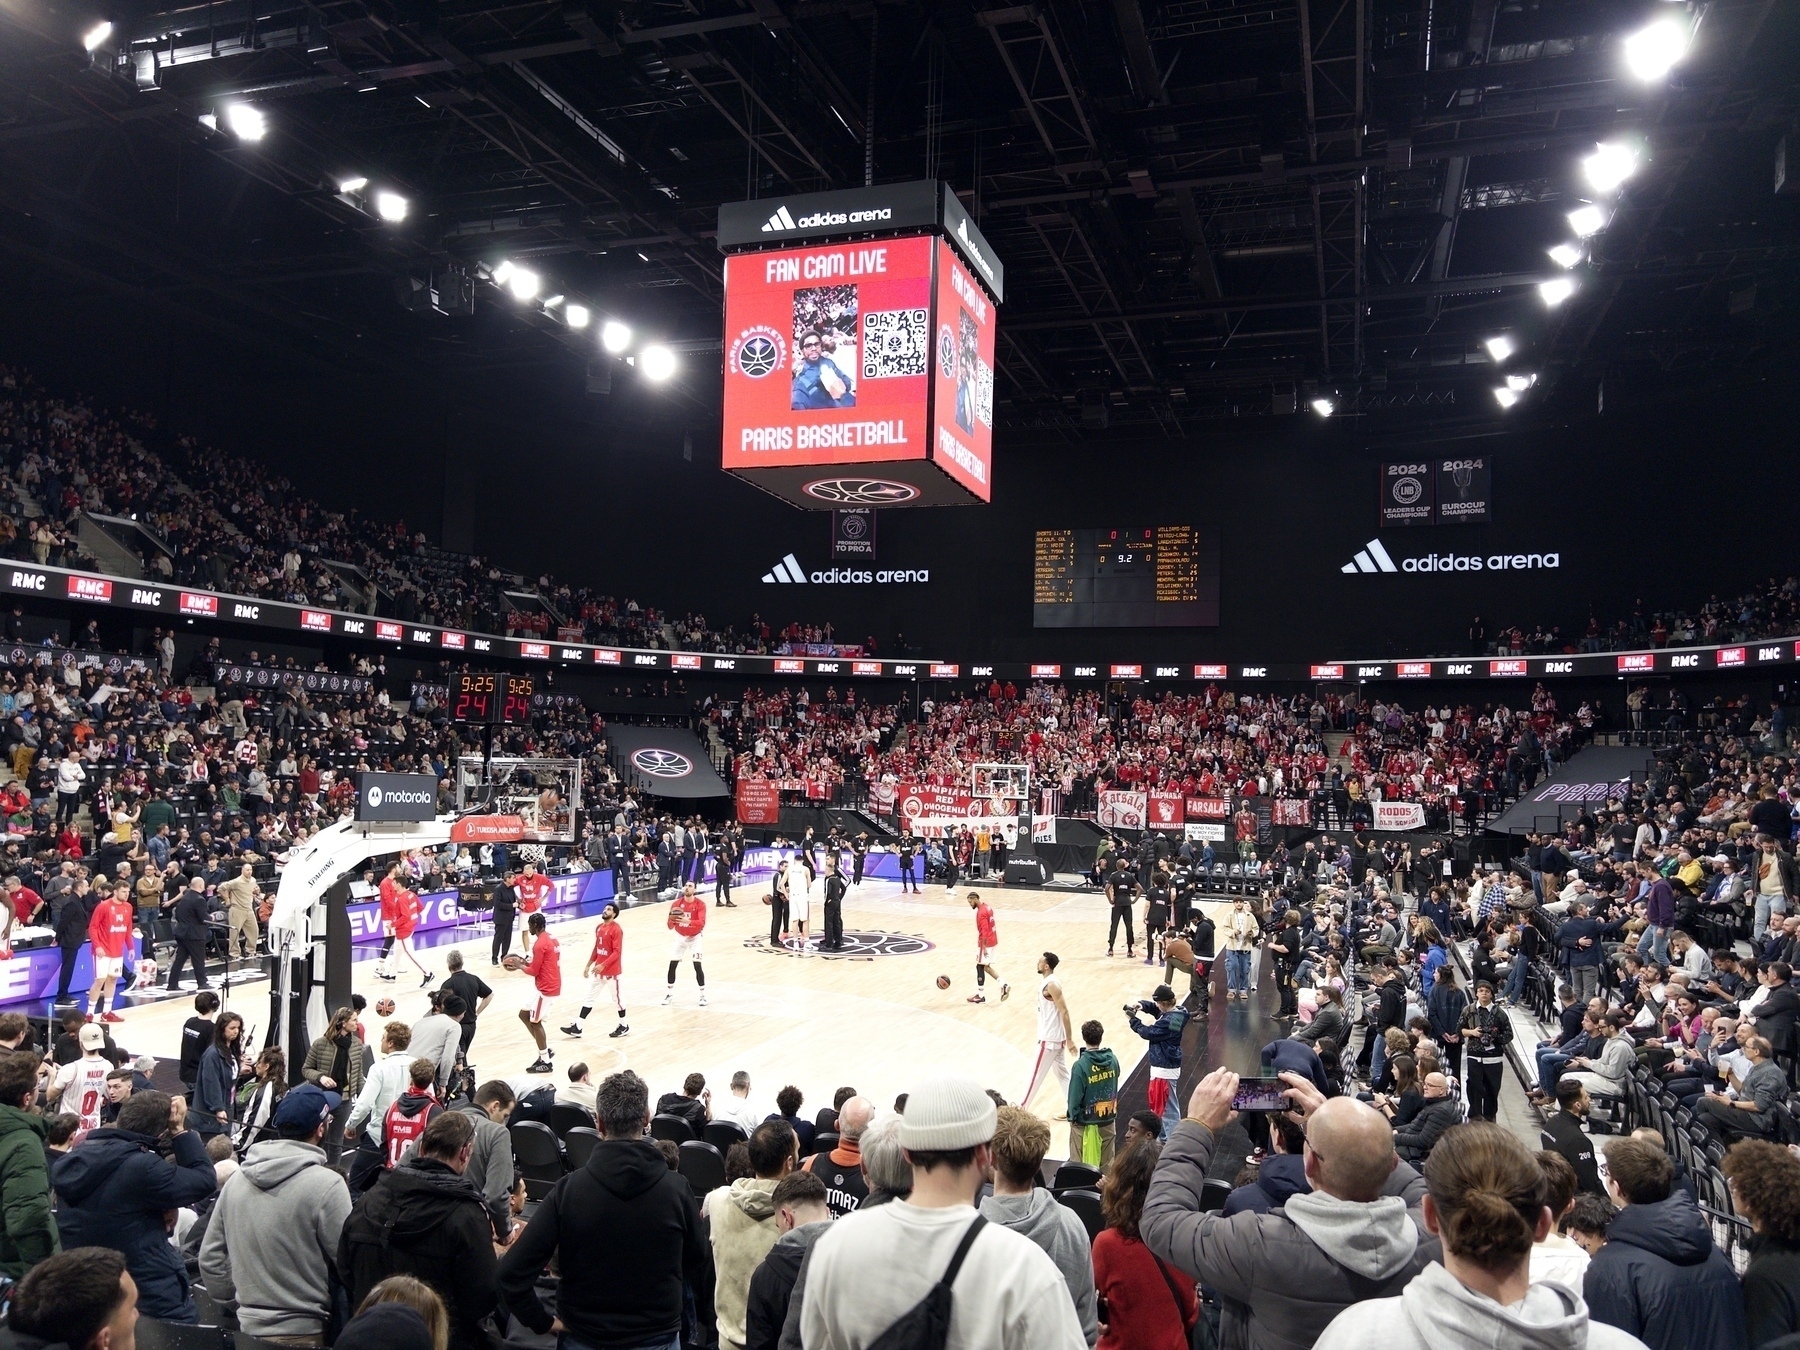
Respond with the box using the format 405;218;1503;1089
0;1052;60;1277
1067;1019;1121;1167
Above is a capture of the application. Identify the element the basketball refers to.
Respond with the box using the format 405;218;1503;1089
935;975;951;989
503;955;525;971
375;997;395;1017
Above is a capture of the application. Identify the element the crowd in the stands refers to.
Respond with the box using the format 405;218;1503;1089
1475;574;1800;656
0;366;857;658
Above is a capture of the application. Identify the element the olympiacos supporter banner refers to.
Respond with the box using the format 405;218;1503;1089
1185;797;1230;820
1271;799;1313;827
1372;802;1428;832
896;782;1018;822
735;779;780;825
1148;791;1187;830
1096;790;1147;829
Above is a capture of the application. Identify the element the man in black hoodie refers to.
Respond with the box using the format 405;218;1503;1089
744;1171;832;1350
498;1068;706;1349
340;1111;497;1350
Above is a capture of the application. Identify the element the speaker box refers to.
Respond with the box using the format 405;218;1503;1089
1004;857;1049;887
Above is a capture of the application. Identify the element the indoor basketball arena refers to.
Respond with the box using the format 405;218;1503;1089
0;2;1796;1348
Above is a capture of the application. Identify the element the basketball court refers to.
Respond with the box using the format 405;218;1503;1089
108;878;1233;1129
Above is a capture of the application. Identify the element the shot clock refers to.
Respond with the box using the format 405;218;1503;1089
452;672;535;724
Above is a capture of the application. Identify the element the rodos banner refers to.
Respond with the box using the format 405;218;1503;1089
1379;461;1434;527
1148;791;1186;830
1097;790;1147;829
735;779;780;825
1436;457;1492;525
832;508;876;558
1371;801;1427;832
355;771;438;823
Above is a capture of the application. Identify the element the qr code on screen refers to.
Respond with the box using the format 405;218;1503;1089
860;308;929;380
975;359;994;427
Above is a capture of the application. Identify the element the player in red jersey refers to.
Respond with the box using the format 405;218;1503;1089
86;882;136;1023
966;890;1009;1004
508;912;561;1073
377;862;433;986
662;883;707;1008
515;863;553;924
375;863;402;980
563;902;627;1039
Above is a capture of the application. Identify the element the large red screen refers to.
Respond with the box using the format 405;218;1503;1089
722;235;934;472
930;238;996;502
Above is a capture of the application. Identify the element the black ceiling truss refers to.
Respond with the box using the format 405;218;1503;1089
0;0;1794;434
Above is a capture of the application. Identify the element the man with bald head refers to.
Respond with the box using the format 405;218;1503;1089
1141;1066;1438;1350
800;1095;873;1216
1391;1071;1461;1166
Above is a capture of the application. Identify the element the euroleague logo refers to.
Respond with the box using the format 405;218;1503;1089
631;748;694;779
802;478;921;506
730;326;785;379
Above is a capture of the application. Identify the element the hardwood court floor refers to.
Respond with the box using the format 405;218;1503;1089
110;878;1233;1128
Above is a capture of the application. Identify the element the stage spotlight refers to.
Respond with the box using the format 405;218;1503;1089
1494;387;1521;409
1505;373;1537;391
507;268;539;301
337;176;367;194
640;344;677;381
1623;18;1689;82
1547;242;1585;269
82;21;112;50
565;304;590;329
543;295;565;309
1539;277;1577;307
490;261;514;286
1583;142;1640;193
1310;397;1335;417
601;320;632;353
1567;204;1608;237
223;104;266;142
375;191;408;223
1483;335;1515;363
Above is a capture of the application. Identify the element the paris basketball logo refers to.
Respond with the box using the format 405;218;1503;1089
730;326;786;379
631;748;693;778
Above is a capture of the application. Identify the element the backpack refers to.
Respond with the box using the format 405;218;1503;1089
865;1216;986;1350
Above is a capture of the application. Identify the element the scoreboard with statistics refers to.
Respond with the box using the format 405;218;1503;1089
1033;526;1221;628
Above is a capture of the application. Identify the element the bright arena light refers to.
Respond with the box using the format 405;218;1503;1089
490;261;514;286
375;191;408;223
640;344;677;381
1539;277;1578;307
1483;335;1515;363
507;268;540;301
223;104;266;142
1310;398;1335;417
565;304;590;329
1623;18;1690;82
601;320;632;353
1494;387;1521;409
337;176;368;194
1583;142;1640;193
1505;373;1536;391
82;21;112;50
1547;242;1585;269
1567;204;1609;238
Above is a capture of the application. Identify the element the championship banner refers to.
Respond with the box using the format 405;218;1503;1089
832;508;876;558
735;779;780;825
1271;799;1312;827
1185;796;1230;820
1097;790;1147;829
1436;456;1492;524
1379;460;1434;527
1372;801;1428;832
1147;791;1186;831
1032;814;1056;843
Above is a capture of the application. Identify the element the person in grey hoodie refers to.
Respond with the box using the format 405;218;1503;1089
712;1119;797;1350
981;1106;1098;1345
198;1084;353;1342
1142;1066;1439;1350
745;1170;832;1350
1315;1120;1646;1350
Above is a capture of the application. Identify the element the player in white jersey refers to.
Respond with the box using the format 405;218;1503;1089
51;1025;114;1143
1021;951;1074;1114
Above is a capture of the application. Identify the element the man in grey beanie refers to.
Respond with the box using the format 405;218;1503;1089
785;1077;1085;1350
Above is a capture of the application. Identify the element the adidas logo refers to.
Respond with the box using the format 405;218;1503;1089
1341;540;1398;574
760;206;797;233
761;553;807;583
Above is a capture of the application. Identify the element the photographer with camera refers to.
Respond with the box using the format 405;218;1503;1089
1125;984;1188;1138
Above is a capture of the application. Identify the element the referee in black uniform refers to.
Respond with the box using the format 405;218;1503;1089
489;867;518;966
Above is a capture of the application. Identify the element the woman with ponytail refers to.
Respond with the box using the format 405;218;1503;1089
1315;1121;1648;1349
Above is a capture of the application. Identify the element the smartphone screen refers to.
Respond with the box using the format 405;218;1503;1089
1231;1077;1290;1112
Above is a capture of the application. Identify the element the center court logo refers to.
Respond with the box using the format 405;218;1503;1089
761;553;929;585
1339;538;1559;575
